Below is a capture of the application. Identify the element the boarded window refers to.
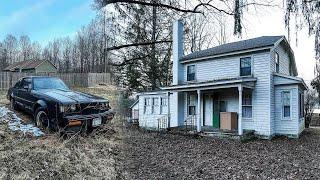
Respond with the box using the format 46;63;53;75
187;65;195;81
242;91;252;118
240;57;251;76
282;91;291;118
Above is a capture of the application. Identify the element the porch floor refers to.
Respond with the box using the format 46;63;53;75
169;126;254;140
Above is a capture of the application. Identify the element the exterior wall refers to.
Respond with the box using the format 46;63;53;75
274;85;299;135
183;56;241;83
250;52;272;136
138;93;171;129
131;102;139;119
271;43;291;76
35;61;58;73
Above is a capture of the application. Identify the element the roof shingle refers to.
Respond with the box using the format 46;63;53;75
180;36;284;61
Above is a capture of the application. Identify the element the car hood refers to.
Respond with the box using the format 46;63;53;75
35;89;107;104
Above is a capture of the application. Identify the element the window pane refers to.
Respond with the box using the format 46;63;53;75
242;107;252;118
240;57;251;67
188;94;196;106
284;106;290;117
189;106;196;115
282;92;290;106
240;57;251;76
242;92;252;105
187;65;195;81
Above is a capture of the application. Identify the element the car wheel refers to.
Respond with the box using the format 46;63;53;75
10;98;17;110
35;108;49;129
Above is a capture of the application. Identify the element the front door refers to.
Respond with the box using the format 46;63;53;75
213;100;220;128
204;95;213;126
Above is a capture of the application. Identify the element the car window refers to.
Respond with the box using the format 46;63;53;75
13;80;21;88
20;78;32;89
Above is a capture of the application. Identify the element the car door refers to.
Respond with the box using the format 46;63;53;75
18;77;34;113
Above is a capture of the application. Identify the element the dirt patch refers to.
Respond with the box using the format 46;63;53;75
117;128;320;179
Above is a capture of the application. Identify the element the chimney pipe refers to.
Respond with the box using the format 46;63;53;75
172;20;184;85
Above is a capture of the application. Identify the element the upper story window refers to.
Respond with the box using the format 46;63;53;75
282;91;291;118
240;57;251;76
187;65;195;81
275;52;279;73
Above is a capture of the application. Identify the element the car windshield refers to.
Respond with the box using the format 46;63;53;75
33;77;69;90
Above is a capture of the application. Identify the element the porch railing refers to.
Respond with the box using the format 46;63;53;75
157;115;169;131
184;115;196;132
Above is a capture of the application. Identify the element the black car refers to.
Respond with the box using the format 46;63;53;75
7;76;114;133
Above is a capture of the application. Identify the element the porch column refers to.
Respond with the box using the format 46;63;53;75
197;89;201;132
167;92;170;128
238;85;243;135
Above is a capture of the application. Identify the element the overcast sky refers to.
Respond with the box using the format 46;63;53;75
0;0;316;83
237;5;316;84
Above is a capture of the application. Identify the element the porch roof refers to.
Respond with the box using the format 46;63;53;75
161;77;257;91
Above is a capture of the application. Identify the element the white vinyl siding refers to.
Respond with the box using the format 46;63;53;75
274;85;299;135
273;44;291;75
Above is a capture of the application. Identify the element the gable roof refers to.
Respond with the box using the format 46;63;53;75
4;60;57;71
180;36;284;62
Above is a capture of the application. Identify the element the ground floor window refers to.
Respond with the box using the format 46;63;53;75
242;91;252;118
144;98;150;114
151;97;159;114
282;91;291;118
160;97;167;114
299;93;304;119
187;93;196;115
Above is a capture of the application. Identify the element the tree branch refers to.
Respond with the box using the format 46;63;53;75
106;40;172;51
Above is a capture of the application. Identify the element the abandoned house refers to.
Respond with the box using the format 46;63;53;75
3;60;57;73
133;20;307;139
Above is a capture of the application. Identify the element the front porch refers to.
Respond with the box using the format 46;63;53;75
162;77;256;136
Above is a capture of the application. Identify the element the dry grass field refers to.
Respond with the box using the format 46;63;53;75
1;86;320;179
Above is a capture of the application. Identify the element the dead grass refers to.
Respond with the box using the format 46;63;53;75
1;86;320;179
0;85;124;179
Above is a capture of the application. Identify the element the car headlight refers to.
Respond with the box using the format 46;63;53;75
59;104;78;112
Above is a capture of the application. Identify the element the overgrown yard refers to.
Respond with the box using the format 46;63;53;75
1;86;320;179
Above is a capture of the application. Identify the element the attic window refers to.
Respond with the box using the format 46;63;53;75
275;52;279;73
240;57;251;76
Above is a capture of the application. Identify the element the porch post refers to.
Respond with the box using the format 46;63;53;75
197;89;201;132
167;92;170;128
238;85;243;135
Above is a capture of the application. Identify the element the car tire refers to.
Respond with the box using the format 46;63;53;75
34;108;49;129
10;98;17;110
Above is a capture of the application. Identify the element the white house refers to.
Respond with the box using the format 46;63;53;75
135;20;307;139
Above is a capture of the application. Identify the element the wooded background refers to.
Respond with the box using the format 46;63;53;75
0;0;319;93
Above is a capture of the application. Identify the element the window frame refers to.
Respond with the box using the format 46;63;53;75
275;52;280;73
160;97;167;114
239;56;252;76
242;91;253;119
187;93;196;115
281;91;291;119
151;97;159;114
186;64;196;82
299;92;304;119
144;98;150;114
